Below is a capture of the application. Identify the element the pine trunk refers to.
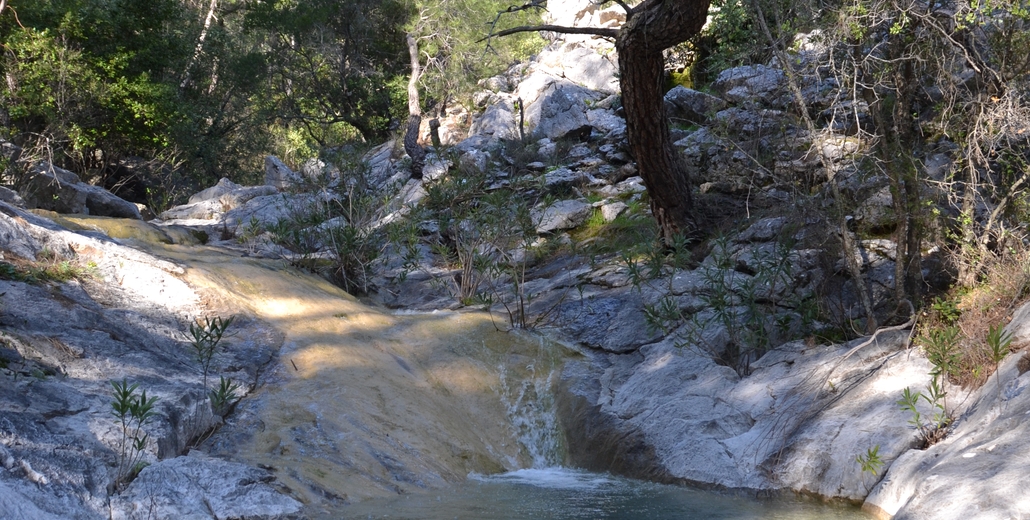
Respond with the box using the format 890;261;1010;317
616;0;710;241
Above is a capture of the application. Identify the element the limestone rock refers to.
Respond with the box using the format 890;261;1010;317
22;164;142;220
1;139;23;164
469;94;519;140
854;186;896;232
557;288;662;353
556;329;931;498
712;108;788;137
664;87;727;124
599;201;627;223
0;202;286;519
864;303;1030;519
712;65;788;107
734;217;787;243
533;199;593;234
81;184;144;220
111;452;302;520
541;42;619;94
515;73;604;141
363;140;401;191
264;156;303;190
0;186;25;208
542;167;590;194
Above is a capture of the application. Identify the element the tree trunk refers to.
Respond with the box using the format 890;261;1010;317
616;0;711;242
490;1;711;238
181;0;219;90
404;33;425;180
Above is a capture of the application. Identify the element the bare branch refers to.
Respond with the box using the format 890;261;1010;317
499;0;547;16
610;0;634;17
481;24;618;42
0;0;7;15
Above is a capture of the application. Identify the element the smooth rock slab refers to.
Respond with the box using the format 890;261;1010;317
558;329;931;499
557;288;662;353
111;452;302;520
864;305;1030;519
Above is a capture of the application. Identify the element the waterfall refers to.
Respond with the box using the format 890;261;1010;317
497;336;566;468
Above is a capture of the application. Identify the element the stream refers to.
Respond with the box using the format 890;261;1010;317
66;216;868;519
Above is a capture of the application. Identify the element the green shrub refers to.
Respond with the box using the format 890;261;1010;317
184;315;235;389
111;379;158;489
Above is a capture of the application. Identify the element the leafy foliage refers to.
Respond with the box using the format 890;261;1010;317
184;315;235;389
111;379;159;489
855;444;885;476
0;0;542;203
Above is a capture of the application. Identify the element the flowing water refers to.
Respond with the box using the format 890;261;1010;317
342;468;867;519
66;216;868;519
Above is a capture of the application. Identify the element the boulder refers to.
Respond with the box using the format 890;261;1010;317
515;73;604;141
264;156;303;190
0;186;25;208
81;183;144;220
712;64;788;107
0;139;22;162
190;177;244;204
23;164;141;219
542;167;591;194
664;87;727;124
538;42;619;94
599;201;627;223
479;75;512;93
469;94;520;140
23;165;87;215
533;199;593;234
854;186;896;232
160;178;281;233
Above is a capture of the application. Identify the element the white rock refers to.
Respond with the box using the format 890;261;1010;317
111;452;302;520
600;201;627;223
533;199;593;234
264;155;302;190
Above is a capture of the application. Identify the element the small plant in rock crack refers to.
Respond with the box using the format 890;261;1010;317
184;315;235;388
986;323;1013;392
111;379;158;489
621;252;647;290
919;325;961;381
643;296;684;334
856;444;885;476
209;376;241;416
897;376;952;448
986;323;1012;369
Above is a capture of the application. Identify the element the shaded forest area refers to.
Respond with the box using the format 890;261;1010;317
0;0;543;207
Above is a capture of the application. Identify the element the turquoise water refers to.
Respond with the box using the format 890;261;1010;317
336;468;870;520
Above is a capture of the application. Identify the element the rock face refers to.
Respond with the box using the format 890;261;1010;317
0;202;290;519
111;452;302;520
557;330;931;500
863;302;1030;519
